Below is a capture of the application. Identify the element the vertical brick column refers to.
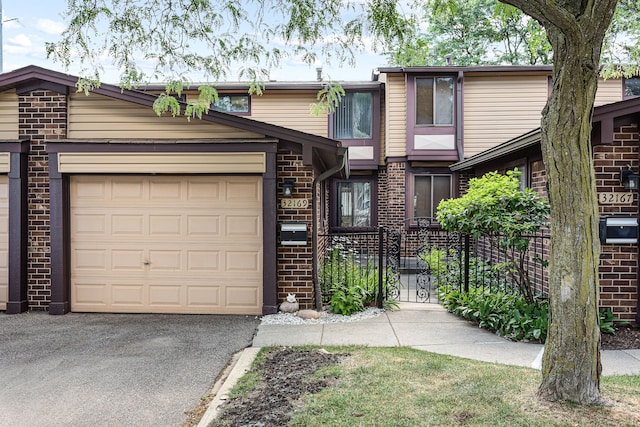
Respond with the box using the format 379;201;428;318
276;150;315;309
384;161;406;228
18;90;67;310
594;124;639;322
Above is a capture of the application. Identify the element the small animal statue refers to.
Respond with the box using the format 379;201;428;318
279;293;299;313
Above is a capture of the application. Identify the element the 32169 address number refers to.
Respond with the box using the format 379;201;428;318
281;198;309;209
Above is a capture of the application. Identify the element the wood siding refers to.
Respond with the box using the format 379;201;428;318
0;91;18;139
68;93;264;139
463;75;549;158
249;91;328;136
385;74;407;157
595;78;623;106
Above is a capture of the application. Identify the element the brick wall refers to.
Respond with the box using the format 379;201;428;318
19;90;67;310
383;161;406;228
594;124;639;321
276;150;315;309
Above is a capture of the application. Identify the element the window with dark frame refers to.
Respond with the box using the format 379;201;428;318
335;92;373;139
336;181;372;228
415;77;454;126
212;94;250;113
624;77;640;99
412;174;452;220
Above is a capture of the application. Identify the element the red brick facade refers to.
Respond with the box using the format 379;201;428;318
276;150;315;309
19;90;67;310
595;124;640;321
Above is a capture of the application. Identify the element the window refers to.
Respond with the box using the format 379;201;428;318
212;95;250;113
335;92;373;139
624;78;640;99
413;175;452;219
415;77;454;126
336;181;372;228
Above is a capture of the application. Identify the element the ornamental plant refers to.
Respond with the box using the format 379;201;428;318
436;170;550;303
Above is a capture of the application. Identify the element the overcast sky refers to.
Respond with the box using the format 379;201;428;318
1;1;388;84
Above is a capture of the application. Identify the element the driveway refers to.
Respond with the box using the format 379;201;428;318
0;312;259;427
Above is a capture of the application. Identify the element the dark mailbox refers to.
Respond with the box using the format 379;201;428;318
599;216;638;244
280;223;308;245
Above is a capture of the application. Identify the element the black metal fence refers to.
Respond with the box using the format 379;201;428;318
318;222;550;306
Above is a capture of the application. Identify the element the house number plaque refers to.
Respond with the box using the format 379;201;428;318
598;192;635;205
281;198;309;209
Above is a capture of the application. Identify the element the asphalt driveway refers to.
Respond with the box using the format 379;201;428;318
0;311;260;427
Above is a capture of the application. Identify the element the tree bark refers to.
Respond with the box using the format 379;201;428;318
500;0;618;404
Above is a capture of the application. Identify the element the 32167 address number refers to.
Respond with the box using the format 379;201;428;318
598;192;634;204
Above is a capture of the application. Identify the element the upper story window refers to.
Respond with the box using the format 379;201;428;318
624;77;640;99
335;92;373;139
415;77;454;126
212;94;250;113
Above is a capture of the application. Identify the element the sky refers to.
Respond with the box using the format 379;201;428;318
1;1;390;84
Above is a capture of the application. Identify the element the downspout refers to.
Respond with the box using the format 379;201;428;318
456;70;464;161
312;147;350;310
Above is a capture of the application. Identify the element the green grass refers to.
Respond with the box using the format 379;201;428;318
226;347;640;427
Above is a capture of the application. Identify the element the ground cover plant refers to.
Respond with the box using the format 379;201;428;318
210;347;640;427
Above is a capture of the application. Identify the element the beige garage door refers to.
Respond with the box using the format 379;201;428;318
0;175;7;311
70;175;263;314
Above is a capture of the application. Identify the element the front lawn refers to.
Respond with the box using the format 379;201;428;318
213;347;640;427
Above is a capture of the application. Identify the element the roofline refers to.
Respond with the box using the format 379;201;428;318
377;65;554;74
451;96;640;171
140;81;383;92
0;65;345;153
450;128;542;171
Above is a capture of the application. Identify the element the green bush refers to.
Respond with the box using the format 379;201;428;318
320;239;398;316
439;284;549;342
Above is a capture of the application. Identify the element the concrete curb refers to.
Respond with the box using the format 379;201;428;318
197;347;262;427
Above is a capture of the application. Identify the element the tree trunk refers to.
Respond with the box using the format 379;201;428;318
537;35;602;403
500;0;618;404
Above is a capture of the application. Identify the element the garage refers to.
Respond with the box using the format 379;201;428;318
70;175;263;314
0;175;7;310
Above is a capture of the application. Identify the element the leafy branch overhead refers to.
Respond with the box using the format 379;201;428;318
46;0;412;116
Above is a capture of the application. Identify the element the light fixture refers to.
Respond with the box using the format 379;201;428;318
620;165;640;191
283;178;295;197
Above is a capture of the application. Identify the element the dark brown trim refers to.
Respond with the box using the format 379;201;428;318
378;65;554;74
6;151;28;313
46;141;279;153
262;151;278;314
48;153;70;315
329;174;378;232
16;80;69;96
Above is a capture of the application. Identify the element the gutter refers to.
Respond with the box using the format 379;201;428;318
312;146;350;310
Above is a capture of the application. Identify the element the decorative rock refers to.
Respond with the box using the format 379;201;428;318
297;309;321;320
279;293;299;313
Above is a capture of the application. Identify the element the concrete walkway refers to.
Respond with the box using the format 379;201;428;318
252;302;640;376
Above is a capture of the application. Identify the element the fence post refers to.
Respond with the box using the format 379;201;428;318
464;234;470;293
377;226;384;308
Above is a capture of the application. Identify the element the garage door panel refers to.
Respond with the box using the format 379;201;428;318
187;215;220;236
74;283;108;305
148;250;182;271
112;214;145;235
111;180;144;199
74;249;107;270
187;251;220;271
71;175;262;314
226;287;260;308
148;285;182;306
112;284;146;306
149;215;182;235
226;215;261;238
187;286;221;307
226;251;260;272
112;250;145;271
73;214;107;235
